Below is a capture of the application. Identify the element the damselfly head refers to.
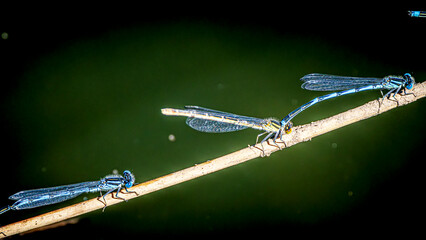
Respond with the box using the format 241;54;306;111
282;121;293;134
123;170;135;188
404;73;415;90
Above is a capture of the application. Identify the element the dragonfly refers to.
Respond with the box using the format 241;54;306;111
408;11;426;17
161;106;293;148
280;73;415;127
0;170;136;215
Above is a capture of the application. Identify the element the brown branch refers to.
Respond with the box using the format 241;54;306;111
0;81;425;238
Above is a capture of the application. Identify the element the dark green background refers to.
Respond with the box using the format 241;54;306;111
1;6;425;238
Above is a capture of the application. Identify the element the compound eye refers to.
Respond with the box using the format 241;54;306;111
284;122;293;134
404;73;414;90
404;73;412;79
123;170;135;188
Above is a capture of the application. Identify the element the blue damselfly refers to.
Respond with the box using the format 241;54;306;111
408;11;426;17
280;73;415;127
161;106;293;148
0;170;136;215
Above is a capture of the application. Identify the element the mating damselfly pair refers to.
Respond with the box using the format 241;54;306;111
162;73;415;149
0;170;136;215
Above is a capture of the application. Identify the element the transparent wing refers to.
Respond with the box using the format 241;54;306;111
184;106;266;123
186;118;249;132
183;106;266;132
301;73;383;91
12;191;86;210
9;181;100;200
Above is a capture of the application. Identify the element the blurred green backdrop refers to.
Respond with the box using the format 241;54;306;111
1;10;425;238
